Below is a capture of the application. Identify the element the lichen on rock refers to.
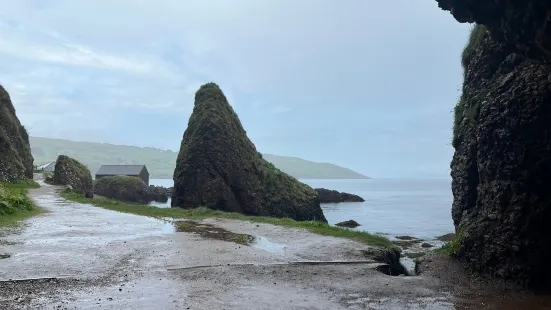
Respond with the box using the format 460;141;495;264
0;85;34;181
171;83;327;222
441;0;551;289
94;175;152;203
53;155;93;198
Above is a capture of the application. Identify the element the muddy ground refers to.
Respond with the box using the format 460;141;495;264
1;181;551;309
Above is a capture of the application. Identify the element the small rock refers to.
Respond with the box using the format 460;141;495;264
421;243;434;248
436;233;456;242
405;252;426;259
395;236;416;241
335;220;360;228
0;253;11;259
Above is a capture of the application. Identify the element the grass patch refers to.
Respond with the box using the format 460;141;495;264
1;180;40;189
61;191;394;248
0;207;43;227
0;181;42;227
461;24;488;71
435;228;464;257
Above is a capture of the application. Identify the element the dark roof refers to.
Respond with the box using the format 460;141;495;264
95;165;147;176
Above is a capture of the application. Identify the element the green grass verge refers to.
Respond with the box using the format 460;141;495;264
61;191;394;248
0;180;43;227
1;180;41;189
0;207;43;227
434;229;464;256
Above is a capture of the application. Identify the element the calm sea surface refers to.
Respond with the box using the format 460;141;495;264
150;178;454;240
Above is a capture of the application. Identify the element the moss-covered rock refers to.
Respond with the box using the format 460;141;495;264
94;175;152;203
0;85;34;181
53;155;93;198
148;185;169;203
172;83;327;222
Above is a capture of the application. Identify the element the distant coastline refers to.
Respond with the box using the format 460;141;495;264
29;136;369;180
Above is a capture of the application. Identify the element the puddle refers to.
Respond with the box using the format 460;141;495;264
174;221;254;245
250;236;286;254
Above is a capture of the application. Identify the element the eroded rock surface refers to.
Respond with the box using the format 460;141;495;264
438;0;551;289
0;85;33;181
172;83;326;222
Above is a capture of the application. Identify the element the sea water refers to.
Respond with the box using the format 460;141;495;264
149;178;454;240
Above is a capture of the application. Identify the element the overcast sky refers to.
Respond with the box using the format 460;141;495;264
0;0;470;178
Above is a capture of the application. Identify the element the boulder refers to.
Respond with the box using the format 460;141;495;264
149;185;169;203
335;220;360;228
94;175;151;204
439;0;551;289
362;247;407;276
171;83;327;222
53;155;93;198
0;85;34;181
315;188;364;203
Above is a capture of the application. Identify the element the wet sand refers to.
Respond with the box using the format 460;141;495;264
1;181;550;309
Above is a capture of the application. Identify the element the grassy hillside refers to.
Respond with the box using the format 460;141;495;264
30;137;369;180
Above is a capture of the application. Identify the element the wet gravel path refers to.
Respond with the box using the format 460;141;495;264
1;182;550;309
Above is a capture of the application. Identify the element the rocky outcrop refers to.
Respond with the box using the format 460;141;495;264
437;0;551;289
315;188;364;203
94;175;151;203
0;85;34;181
171;83;327;222
335;220;360;228
149;185;169;203
363;247;407;276
53;155;93;198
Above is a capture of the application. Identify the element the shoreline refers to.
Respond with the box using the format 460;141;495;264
1;182;547;309
60;190;395;249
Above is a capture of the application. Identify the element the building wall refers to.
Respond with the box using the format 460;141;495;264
139;167;149;186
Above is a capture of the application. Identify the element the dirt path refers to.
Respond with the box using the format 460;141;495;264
1;182;549;309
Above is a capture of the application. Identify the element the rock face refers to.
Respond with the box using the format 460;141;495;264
94;176;152;203
437;0;551;289
0;85;34;181
315;188;365;203
172;83;327;223
53;155;93;198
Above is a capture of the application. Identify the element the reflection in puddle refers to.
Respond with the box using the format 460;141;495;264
174;221;254;245
173;221;288;254
250;236;286;254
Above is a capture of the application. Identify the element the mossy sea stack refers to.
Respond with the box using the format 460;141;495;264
0;85;34;181
53;155;94;198
172;83;327;222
